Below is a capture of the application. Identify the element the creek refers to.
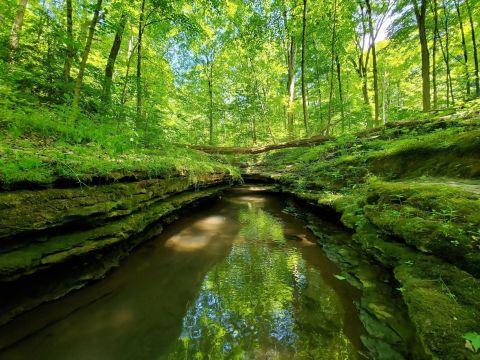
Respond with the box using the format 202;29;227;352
0;187;366;359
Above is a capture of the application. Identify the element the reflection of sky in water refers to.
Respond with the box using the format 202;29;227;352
163;205;358;359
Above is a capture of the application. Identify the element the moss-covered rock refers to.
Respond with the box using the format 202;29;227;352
364;180;480;277
0;172;229;244
0;180;230;326
246;117;480;359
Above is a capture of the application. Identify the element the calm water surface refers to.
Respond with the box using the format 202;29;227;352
0;188;365;359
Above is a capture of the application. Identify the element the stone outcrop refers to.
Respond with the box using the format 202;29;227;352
0;172;233;326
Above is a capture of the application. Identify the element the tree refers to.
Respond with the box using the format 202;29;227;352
102;13;127;105
365;0;380;126
301;0;309;135
137;0;146;120
465;0;479;97
63;0;74;85
431;0;439;108
8;0;28;60
412;0;431;112
327;0;338;135
70;0;104;123
283;3;297;140
454;0;470;97
440;0;454;106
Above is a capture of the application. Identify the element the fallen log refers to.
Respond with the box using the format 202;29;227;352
190;134;334;154
189;116;471;155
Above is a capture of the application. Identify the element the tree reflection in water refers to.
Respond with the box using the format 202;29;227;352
162;198;359;359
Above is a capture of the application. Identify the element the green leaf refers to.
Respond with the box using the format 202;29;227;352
463;332;480;352
334;274;346;281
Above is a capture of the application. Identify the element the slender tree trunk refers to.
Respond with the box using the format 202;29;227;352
360;4;371;106
102;13;127;104
442;0;454;106
207;59;214;145
412;0;431;112
466;0;479;97
327;0;338;134
78;7;89;47
137;0;146;121
432;0;439;108
301;0;309;135
70;0;103;123
252;113;257;144
335;55;345;133
287;35;296;140
261;86;276;144
63;0;73;85
121;36;135;105
315;62;323;126
382;72;388;125
8;0;29;61
312;39;323;128
454;0;470;97
366;0;380;126
362;71;369;104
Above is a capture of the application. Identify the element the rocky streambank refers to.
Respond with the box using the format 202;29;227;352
239;117;480;359
0;171;234;326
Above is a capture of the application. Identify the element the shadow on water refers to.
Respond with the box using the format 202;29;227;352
0;188;366;360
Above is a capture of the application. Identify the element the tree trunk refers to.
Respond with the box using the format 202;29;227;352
466;0;479;97
137;0;146;121
382;70;388;125
287;35;296;140
8;0;29;61
261;86;276;144
208;64;214;145
70;0;103;123
315;61;323;126
301;0;309;136
412;0;431;112
356;2;372;115
335;55;345;133
102;13;127;104
312;39;323;127
366;0;380;126
63;0;73;85
121;36;135;105
432;0;439;108
327;0;338;134
454;0;470;97
442;0;454;106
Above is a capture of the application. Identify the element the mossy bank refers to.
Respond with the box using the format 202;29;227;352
0;168;237;327
241;114;480;359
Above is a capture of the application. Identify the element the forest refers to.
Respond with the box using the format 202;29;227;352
1;0;480;359
0;0;479;148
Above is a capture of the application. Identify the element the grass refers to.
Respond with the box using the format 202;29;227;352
0;104;240;188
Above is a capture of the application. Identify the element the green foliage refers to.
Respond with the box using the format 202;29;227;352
1;0;479;148
464;332;480;353
0;104;239;187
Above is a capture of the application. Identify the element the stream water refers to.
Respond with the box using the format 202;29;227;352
0;187;366;359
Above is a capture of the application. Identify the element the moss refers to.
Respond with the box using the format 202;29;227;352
0;185;229;281
246;115;480;359
395;258;480;360
0;174;230;242
364;180;480;276
0;131;240;189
